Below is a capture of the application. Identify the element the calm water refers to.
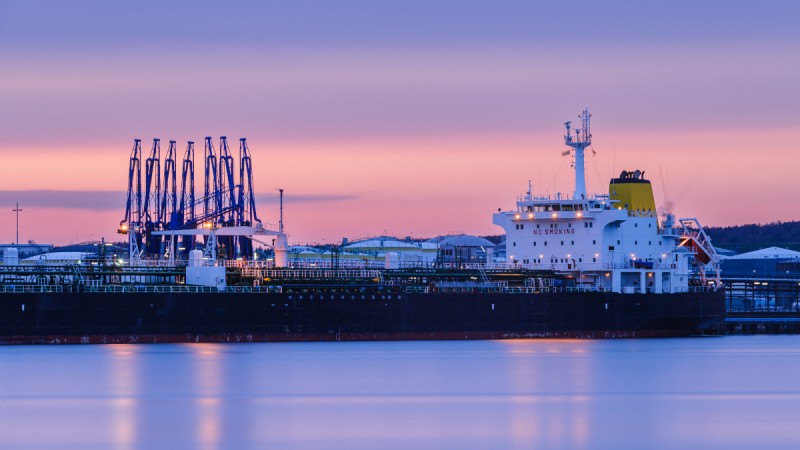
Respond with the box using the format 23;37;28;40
1;337;799;450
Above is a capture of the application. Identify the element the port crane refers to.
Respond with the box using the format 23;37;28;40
119;136;267;263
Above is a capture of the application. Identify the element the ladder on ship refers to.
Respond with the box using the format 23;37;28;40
678;217;721;288
477;265;489;283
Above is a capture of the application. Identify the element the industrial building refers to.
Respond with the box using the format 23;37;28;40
426;234;495;267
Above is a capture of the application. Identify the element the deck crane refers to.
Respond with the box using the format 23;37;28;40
161;140;179;258
179;141;196;255
238;138;260;227
119;139;143;263
237;138;261;258
218;136;239;257
143;138;162;255
203;136;221;226
162;140;179;229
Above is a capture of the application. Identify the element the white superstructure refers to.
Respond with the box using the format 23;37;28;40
493;108;720;293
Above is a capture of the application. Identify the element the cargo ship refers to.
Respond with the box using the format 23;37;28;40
0;109;725;344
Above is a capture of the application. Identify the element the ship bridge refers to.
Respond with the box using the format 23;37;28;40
492;107;721;294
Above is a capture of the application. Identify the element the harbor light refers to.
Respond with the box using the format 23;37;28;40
514;214;521;220
576;212;582;218
528;213;534;219
552;213;558;219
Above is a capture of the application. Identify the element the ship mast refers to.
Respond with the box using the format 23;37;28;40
564;107;592;199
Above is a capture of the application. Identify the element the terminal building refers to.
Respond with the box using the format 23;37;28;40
719;247;800;311
426;235;495;267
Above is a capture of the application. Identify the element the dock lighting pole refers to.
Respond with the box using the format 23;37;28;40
12;202;22;245
278;188;284;233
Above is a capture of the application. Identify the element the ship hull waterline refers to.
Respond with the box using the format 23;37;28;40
0;290;725;345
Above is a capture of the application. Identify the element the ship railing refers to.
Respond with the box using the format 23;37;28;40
260;269;382;279
283;260;438;270
286;259;385;269
78;285;285;294
129;259;188;268
0;284;65;293
222;260;274;269
515;192;610;203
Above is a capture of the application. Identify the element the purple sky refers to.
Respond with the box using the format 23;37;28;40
1;1;799;244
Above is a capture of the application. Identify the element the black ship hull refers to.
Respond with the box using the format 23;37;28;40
0;289;726;344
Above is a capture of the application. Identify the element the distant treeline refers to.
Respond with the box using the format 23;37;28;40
705;221;800;253
480;220;800;254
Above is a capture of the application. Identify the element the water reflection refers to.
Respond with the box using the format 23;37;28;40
190;344;223;450
109;345;139;450
1;337;800;449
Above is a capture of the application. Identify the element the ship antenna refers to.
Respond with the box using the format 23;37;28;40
564;107;591;199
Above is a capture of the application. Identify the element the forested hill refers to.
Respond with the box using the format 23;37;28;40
705;221;800;253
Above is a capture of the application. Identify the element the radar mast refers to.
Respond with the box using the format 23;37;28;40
564;107;592;199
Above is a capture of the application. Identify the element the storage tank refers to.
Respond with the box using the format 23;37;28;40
3;248;19;266
188;249;204;267
274;234;289;268
385;252;399;269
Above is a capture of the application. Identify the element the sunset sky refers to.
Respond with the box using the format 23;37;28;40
1;1;799;245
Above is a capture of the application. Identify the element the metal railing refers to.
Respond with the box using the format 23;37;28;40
0;284;283;294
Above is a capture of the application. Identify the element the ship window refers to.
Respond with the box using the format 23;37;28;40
571;241;574;245
649;223;652;228
585;223;588;228
635;241;638;245
513;242;516;247
520;224;524;230
579;258;582;262
649;241;651;245
544;242;548;246
635;223;638;228
617;240;620;245
659;241;662;245
593;240;596;244
533;242;537;246
537;224;540;229
561;241;564;246
609;246;615;251
568;223;571;228
593;258;596;262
